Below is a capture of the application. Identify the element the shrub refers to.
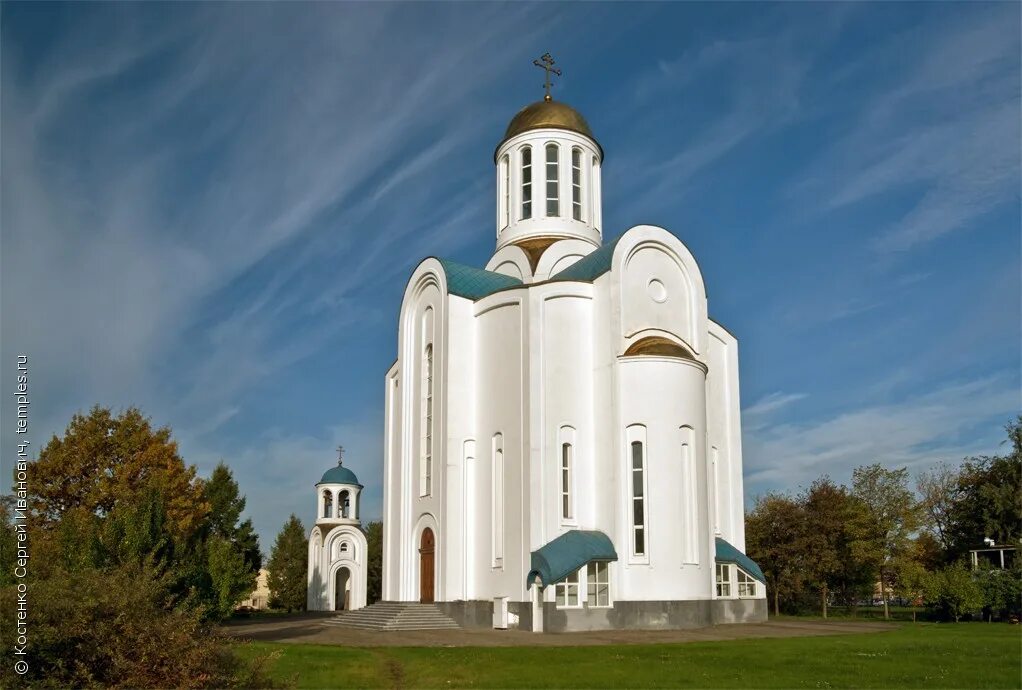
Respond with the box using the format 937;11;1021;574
923;562;983;622
0;565;277;688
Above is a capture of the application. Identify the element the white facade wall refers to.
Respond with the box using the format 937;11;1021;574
382;148;757;612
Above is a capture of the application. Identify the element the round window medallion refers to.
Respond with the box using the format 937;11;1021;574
647;279;668;303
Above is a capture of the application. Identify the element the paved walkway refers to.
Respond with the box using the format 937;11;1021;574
223;615;897;648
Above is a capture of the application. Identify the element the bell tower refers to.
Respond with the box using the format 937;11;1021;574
494;54;603;260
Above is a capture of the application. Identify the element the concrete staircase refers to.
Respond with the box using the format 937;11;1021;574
321;602;461;631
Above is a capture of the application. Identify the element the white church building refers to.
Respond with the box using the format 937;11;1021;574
380;70;766;632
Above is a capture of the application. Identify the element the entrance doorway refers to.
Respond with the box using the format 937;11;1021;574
334;567;351;611
419;528;435;603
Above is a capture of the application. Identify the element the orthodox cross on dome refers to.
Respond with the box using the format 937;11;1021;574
336;445;345;465
533;52;561;102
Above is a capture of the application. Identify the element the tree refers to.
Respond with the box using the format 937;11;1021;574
197;462;261;618
916;462;958;553
365;520;383;604
267;514;308;612
800;478;846;617
849;464;919;619
25;406;208;541
746;493;807;616
945;417;1022;559
923;562;983;622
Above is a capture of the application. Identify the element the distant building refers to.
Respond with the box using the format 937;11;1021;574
238;569;270;610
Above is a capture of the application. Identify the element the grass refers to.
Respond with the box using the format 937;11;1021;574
234;623;1021;689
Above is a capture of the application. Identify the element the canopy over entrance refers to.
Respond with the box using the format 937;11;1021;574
715;537;766;583
527;530;617;588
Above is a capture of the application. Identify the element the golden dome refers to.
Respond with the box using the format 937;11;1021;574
496;98;601;159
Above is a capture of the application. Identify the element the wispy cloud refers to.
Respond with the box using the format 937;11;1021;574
743;375;1019;497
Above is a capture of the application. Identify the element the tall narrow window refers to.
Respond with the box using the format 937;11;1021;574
571;148;582;221
322;490;333;519
556;568;580;607
340;490;350;518
631;440;646;556
423;343;433;496
501;154;510;229
681;427;699;564
561;442;572;520
520;147;532;219
492;434;504;567
545;144;559;216
587;562;610;607
716;563;732;597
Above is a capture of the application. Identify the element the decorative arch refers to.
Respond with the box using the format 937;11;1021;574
623;336;697;360
412;512;440;603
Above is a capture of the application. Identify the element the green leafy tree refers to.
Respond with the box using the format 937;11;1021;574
746;493;807;616
25;405;208;541
916;462;958;554
923;562;983;622
946;417;1022;559
849;464;919;619
268;514;308;612
196;462;261;618
366;520;383;604
0;497;16;588
800;478;851;617
975;562;1022;622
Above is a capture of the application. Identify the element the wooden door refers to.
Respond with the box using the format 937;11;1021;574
419;528;435;603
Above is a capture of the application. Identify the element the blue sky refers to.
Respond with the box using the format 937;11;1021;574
2;2;1019;549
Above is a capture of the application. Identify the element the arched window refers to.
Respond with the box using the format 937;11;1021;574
545;144;559;217
561;442;573;520
630;440;646;556
322;490;333;519
340;541;349;553
501;154;510;229
340;490;351;519
520;147;532;219
571;147;582;221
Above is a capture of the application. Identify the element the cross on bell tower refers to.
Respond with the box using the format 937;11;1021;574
336;445;345;465
533;52;562;102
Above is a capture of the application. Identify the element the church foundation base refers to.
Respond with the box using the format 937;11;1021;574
519;598;767;633
434;600;494;629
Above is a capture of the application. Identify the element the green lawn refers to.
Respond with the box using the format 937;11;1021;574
235;623;1021;689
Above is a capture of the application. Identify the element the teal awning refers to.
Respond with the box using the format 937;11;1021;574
715;537;765;583
527;530;617;588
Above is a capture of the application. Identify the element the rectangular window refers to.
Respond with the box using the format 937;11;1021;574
521;148;532;219
556;568;580;607
561;442;572;520
631;440;645;556
492;435;504;567
586;562;610;607
737;568;757;597
716;563;732;598
546;144;559;217
571;148;582;221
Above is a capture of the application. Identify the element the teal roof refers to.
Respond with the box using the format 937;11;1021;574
436;258;522;300
715;537;765;583
527;530;617;588
548;235;622;283
318;464;362;487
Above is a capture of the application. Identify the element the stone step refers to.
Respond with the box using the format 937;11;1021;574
321;601;462;631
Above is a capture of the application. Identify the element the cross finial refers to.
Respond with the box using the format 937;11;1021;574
336;445;345;465
533;52;562;102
